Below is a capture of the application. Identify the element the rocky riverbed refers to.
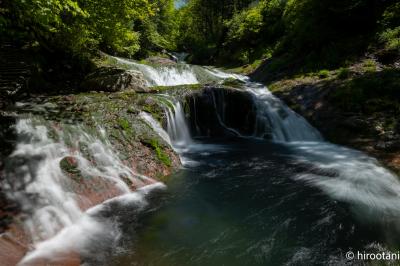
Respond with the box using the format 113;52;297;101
253;58;400;174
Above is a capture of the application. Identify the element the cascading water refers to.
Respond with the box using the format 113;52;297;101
4;116;164;264
113;57;199;86
165;101;194;151
105;61;400;266
115;55;322;143
130;61;400;220
139;112;172;147
7;58;400;265
245;82;323;141
201;69;322;141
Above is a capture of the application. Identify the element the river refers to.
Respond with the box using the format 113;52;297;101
6;58;400;265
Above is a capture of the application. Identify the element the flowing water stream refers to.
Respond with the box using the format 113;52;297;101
107;60;400;265
5;59;400;265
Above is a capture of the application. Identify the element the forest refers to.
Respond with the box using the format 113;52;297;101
1;0;399;69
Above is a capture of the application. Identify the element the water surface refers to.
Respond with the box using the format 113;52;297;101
109;139;394;266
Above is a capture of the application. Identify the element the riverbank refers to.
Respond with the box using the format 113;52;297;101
249;56;400;174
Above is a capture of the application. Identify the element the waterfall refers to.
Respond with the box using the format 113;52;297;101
139;112;172;147
165;101;195;152
245;83;323;142
113;57;199;86
200;69;322;141
116;58;323;143
4;117;164;264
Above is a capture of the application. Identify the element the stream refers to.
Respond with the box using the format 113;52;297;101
110;139;396;265
5;58;400;265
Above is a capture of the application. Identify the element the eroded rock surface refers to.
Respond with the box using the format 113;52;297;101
81;67;149;93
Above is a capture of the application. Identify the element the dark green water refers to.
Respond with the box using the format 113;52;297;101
106;139;395;266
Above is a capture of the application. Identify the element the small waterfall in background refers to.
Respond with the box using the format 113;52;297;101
113;57;199;86
172;52;189;62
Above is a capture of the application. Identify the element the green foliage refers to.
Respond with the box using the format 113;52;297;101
135;0;180;57
174;0;254;63
225;5;264;43
330;69;400;113
317;70;330;78
379;27;400;51
2;0;178;59
362;59;377;73
337;67;350;79
177;0;397;71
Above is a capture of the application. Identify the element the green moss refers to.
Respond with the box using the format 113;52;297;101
152;84;202;92
117;118;130;130
222;78;245;88
149;139;171;167
117;118;136;138
60;157;84;181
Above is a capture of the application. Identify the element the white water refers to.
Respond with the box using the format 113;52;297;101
6;60;400;264
287;141;400;221
115;55;321;143
114;57;199;86
5;117;164;264
164;100;196;155
245;82;323;141
139;112;172;147
133;62;400;221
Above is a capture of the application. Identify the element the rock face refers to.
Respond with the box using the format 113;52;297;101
268;81;400;174
0;85;191;265
146;56;177;66
186;86;257;138
81;67;149;92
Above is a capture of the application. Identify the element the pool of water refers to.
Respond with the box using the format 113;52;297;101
103;139;398;266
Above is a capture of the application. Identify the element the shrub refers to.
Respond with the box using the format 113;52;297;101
318;69;330;78
337;67;350;79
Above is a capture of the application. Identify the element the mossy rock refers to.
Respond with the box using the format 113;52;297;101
60;156;82;181
81;66;149;93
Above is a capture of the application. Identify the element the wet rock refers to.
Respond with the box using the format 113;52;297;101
340;116;371;133
60;156;80;175
375;141;400;152
382;131;399;141
81;67;149;93
186;87;258;138
146;56;176;66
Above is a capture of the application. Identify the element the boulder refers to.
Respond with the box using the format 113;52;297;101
340;116;370;132
81;67;149;92
374;140;400;152
146;56;177;66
